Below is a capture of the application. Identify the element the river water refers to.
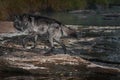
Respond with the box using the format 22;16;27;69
41;10;120;26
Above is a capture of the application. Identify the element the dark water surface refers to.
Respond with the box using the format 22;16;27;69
41;9;120;26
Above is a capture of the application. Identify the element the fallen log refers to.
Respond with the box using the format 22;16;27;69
0;53;120;76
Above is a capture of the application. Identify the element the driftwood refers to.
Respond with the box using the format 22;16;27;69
0;52;120;76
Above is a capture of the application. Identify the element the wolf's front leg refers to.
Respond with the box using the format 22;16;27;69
22;34;37;49
31;35;38;49
44;36;55;55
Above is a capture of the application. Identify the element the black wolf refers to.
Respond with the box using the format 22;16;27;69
14;14;77;54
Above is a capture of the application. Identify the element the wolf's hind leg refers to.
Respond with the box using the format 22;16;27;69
22;36;27;48
54;38;67;54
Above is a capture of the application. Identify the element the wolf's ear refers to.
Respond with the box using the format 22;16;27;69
29;17;34;22
14;15;20;21
22;14;29;21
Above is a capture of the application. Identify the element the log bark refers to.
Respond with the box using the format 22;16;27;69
0;53;120;76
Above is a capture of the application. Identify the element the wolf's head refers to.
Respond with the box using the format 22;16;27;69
13;14;30;31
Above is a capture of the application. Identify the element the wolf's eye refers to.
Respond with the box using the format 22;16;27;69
55;26;59;29
24;22;28;26
41;27;44;30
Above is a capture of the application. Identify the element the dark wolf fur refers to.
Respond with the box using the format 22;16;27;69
14;14;77;54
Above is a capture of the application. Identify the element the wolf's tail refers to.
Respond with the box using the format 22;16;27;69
60;25;64;36
60;24;78;38
60;24;68;37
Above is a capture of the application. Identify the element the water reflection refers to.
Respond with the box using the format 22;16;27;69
41;11;120;26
